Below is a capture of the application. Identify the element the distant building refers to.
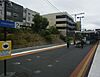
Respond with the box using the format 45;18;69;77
0;0;4;20
42;12;75;36
76;21;81;31
0;1;39;28
23;8;39;27
0;1;23;26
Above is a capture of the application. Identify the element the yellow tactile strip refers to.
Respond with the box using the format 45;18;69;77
70;42;98;77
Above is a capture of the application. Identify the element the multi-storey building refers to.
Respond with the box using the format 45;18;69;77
0;1;23;26
0;1;39;28
23;8;39;27
42;12;75;36
0;0;4;20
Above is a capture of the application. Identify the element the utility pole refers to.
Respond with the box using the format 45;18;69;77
72;12;85;22
4;0;7;76
3;0;12;76
77;16;84;31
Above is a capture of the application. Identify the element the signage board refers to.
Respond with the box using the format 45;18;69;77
0;41;12;60
0;20;16;28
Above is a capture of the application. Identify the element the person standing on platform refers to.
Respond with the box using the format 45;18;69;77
66;37;70;48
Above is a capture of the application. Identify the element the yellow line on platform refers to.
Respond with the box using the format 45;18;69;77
70;42;98;77
78;43;98;77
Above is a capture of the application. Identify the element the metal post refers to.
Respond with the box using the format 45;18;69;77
75;14;76;22
4;1;7;76
79;17;82;31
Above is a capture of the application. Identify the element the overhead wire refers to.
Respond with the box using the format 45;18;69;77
41;0;66;15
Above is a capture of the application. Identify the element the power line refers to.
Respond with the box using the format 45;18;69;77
45;0;62;12
42;0;65;15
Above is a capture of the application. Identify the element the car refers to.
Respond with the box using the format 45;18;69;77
75;41;82;48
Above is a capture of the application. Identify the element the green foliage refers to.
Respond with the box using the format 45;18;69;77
48;26;59;34
40;29;51;36
0;33;4;40
39;29;52;41
0;27;3;33
32;14;49;33
60;34;66;42
41;18;49;29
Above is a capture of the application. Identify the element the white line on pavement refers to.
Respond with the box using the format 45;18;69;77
12;44;66;56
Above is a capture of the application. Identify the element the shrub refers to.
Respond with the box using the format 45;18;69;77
60;34;66;42
48;26;59;34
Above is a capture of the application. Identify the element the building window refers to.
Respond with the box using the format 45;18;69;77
0;1;2;6
56;15;66;19
28;17;30;21
28;13;30;15
13;13;18;17
7;11;11;16
56;27;66;29
0;10;2;15
56;21;66;24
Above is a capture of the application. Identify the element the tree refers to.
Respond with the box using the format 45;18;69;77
32;14;49;33
48;26;59;34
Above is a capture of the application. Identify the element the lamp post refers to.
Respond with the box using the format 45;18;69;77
71;13;85;45
72;12;85;22
77;16;84;31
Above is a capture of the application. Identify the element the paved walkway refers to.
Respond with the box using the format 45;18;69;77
88;41;100;77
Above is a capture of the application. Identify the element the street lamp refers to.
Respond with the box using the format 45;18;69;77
77;16;84;31
71;13;85;45
71;12;85;22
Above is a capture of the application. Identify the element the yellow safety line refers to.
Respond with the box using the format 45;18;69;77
70;42;98;77
77;43;98;77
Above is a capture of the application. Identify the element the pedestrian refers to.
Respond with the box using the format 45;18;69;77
67;41;69;48
66;37;70;48
81;39;84;48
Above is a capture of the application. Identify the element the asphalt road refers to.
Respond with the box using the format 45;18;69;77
0;45;92;77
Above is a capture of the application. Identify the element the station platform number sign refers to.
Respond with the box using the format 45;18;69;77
0;41;12;60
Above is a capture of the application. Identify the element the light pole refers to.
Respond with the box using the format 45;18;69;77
72;12;85;22
71;13;85;45
77;16;84;31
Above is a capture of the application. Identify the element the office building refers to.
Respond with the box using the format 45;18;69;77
42;12;75;36
0;1;23;26
0;0;4;20
23;8;39;27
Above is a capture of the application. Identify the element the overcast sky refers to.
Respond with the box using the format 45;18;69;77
11;0;100;30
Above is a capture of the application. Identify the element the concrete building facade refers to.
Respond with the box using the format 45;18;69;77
42;12;75;36
23;8;38;27
0;1;39;28
0;0;4;20
0;1;23;27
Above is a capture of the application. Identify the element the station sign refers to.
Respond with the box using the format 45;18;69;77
0;20;16;28
0;20;20;28
0;41;12;60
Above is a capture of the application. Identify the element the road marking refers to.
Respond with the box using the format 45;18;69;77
36;56;40;58
26;59;32;61
48;64;53;67
13;62;21;65
34;70;41;74
70;42;98;77
12;44;66;57
56;60;60;62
